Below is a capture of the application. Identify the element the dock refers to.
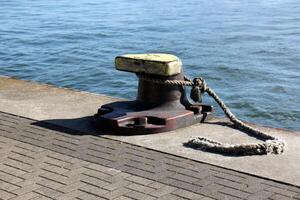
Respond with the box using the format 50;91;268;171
0;76;299;200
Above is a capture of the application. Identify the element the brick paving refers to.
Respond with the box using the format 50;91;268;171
0;111;299;200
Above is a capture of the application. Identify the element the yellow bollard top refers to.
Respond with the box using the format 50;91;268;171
115;53;182;76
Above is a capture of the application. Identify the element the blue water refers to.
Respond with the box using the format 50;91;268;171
0;0;299;130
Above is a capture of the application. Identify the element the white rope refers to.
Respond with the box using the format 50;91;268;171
138;74;286;155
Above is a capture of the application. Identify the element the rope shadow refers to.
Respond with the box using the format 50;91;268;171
205;121;268;141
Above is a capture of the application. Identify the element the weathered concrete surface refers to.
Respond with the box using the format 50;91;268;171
0;76;118;120
0;76;299;186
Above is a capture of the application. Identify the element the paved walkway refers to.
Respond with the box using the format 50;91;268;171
1;76;300;186
0;111;299;200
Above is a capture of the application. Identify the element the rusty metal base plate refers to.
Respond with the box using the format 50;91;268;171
94;100;213;134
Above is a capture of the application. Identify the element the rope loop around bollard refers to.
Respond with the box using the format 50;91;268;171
138;74;286;155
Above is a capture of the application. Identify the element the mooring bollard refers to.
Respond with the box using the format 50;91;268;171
94;53;213;134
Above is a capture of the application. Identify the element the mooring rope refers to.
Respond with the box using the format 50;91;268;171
138;74;285;155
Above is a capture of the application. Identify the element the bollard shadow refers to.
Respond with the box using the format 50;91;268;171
31;115;156;137
31;116;104;136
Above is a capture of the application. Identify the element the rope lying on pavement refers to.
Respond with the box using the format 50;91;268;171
138;74;285;155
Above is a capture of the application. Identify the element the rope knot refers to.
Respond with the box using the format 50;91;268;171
190;77;207;102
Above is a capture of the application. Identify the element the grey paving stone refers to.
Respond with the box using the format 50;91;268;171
265;186;298;197
102;187;131;199
269;194;294;200
0;112;299;200
125;175;154;186
219;187;250;199
124;190;157;200
172;189;205;199
157;193;181;200
150;185;177;197
294;193;300;200
0;189;17;200
126;183;155;194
